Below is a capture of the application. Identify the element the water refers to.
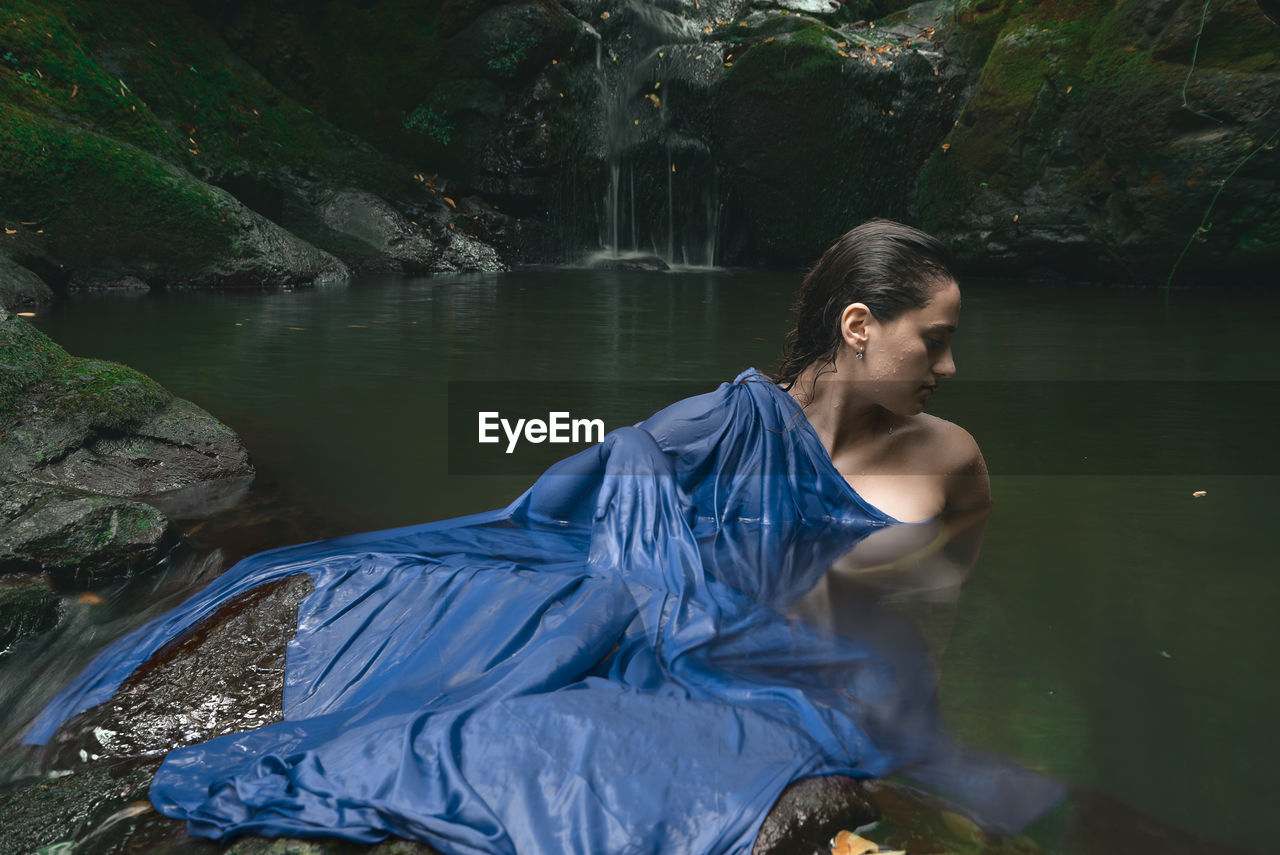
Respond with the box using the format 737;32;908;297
13;270;1280;852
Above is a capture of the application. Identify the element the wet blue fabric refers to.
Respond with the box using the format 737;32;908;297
26;369;946;853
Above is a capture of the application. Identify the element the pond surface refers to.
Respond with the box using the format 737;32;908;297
15;269;1280;852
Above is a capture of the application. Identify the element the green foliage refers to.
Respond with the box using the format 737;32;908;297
402;104;454;146
486;34;536;78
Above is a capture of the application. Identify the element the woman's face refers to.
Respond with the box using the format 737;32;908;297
857;278;961;416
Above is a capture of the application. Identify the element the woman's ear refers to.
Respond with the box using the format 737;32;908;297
840;303;872;350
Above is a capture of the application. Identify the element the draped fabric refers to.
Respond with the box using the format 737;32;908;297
26;369;948;854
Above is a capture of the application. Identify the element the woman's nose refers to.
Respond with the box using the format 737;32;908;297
934;348;956;379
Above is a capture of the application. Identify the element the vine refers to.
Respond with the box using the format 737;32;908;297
1165;124;1280;293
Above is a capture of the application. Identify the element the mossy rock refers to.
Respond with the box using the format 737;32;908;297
0;480;173;589
712;18;962;264
918;0;1280;283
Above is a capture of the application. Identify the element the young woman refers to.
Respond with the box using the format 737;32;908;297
26;220;1023;854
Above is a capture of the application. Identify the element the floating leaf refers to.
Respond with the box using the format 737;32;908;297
830;830;877;855
77;592;106;605
941;142;951;152
443;196;457;209
645;93;661;108
1193;490;1207;497
17;311;36;317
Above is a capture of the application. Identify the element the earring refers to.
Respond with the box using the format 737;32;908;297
854;349;864;360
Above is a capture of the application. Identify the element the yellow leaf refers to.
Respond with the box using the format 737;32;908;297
1193;490;1207;497
645;93;661;108
17;311;36;317
600;10;610;18
941;142;951;152
830;830;877;855
1013;213;1020;222
287;326;307;331
443;196;457;209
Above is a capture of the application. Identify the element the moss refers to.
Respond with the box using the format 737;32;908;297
47;357;172;433
721;23;847;92
0;103;236;269
0;309;70;419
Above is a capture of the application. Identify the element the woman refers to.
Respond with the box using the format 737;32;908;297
26;220;1025;853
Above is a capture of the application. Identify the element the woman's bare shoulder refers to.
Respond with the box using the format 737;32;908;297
911;413;984;471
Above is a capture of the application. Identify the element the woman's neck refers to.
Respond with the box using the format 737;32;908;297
789;361;900;457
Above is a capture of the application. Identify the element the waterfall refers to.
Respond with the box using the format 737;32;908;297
579;0;734;268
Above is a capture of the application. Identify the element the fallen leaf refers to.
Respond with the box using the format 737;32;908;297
1013;213;1020;222
645;93;661;108
76;592;106;605
1193;490;1207;497
830;830;877;855
17;311;36;317
348;324;368;328
19;221;36;225
941;142;951;152
70;83;77;98
443;196;457;209
1066;84;1073;94
3;228;15;234
287;326;307;331
600;10;610;19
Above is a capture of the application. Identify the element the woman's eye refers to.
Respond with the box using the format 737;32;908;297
926;338;943;350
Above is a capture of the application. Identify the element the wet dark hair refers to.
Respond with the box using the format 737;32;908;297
775;219;958;392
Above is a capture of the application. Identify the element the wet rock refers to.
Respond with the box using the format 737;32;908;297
43;573;313;767
65;274;151;295
918;0;1280;284
587;253;671;271
0;578;59;648
0;254;53;312
1;310;254;496
0;480;174;589
712;8;966;265
753;775;879;855
28;398;254;500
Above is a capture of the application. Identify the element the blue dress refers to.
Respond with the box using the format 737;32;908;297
25;369;941;854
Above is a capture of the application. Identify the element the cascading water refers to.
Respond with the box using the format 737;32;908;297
577;0;739;268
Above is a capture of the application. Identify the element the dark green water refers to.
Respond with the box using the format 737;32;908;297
21;270;1280;851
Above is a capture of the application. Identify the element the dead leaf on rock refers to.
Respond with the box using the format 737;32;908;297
443;196;457;209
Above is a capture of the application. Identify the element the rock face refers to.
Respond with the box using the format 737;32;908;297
918;0;1280;284
0;306;254;638
5;0;1272;281
0;1;504;294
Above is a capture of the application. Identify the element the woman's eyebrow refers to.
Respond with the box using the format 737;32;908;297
928;322;957;333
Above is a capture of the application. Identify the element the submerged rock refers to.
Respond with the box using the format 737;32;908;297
0;481;174;589
0;579;59;648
